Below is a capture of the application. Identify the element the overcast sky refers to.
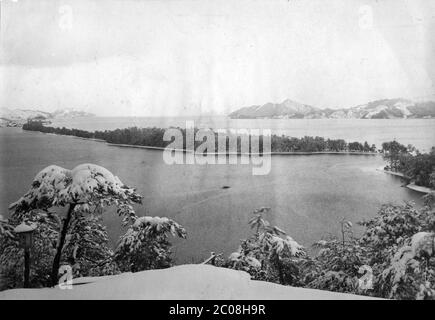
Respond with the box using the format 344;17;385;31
0;0;434;116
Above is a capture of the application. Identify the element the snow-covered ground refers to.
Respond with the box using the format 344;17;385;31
0;264;376;300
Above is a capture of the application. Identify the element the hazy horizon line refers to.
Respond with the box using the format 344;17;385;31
2;94;435;117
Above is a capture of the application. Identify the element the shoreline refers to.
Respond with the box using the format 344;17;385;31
108;142;378;155
377;168;409;179
14;127;382;156
406;183;433;194
17;128;379;156
379;168;433;194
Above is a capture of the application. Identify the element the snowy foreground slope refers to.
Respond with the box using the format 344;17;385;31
0;265;376;300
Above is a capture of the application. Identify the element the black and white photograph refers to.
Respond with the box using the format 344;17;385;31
0;0;435;305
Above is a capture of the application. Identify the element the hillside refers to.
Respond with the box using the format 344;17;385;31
0;264;376;300
229;98;435;119
0;108;95;127
50;108;96;119
229;99;321;119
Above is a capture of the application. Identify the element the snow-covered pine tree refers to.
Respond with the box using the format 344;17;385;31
378;231;435;299
228;208;305;285
62;210;120;277
8;164;142;286
305;194;435;299
1;208;121;289
364;195;435;299
303;233;370;294
115;216;186;272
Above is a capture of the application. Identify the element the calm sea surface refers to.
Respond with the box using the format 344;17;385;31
1;117;433;263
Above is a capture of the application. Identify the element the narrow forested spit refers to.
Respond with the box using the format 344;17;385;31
23;121;377;153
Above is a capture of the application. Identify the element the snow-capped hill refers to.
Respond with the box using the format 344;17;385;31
0;108;52;121
392;100;413;117
229;99;320;119
51;108;95;118
229;98;435;119
347;98;417;119
280;99;317;114
0;118;10;126
0;264;377;300
0;108;95;126
333;98;435;119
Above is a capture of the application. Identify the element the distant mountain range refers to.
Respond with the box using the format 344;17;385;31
228;98;435;119
0;108;95;127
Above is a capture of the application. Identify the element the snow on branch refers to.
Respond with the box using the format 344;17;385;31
9;164;142;218
117;216;186;254
411;232;435;258
269;235;305;257
132;216;187;239
115;216;186;271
